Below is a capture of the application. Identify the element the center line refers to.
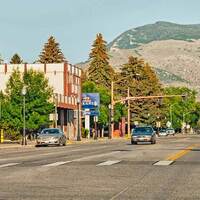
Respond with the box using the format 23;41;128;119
166;144;197;161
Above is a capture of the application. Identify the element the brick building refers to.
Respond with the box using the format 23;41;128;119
0;62;82;139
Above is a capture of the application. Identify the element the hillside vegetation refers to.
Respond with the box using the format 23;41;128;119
108;21;200;49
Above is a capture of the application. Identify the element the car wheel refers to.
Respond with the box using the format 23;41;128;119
131;140;137;145
63;141;66;146
151;140;156;144
131;140;134;145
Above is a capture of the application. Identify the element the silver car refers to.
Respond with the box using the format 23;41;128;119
131;126;156;144
36;128;67;147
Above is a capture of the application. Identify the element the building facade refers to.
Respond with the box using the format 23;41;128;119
0;62;82;140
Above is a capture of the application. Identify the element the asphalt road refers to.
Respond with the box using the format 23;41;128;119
0;135;200;200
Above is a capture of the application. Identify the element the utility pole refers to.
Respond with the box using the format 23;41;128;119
170;105;173;128
127;87;131;138
110;81;114;139
77;99;81;141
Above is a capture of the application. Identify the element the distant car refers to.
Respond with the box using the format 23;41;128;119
131;126;156;144
159;128;168;136
36;128;67;147
166;128;175;136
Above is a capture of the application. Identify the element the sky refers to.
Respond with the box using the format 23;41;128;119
1;0;200;64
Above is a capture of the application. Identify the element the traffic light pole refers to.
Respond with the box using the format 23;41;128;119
127;87;131;138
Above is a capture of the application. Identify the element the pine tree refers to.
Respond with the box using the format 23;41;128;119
10;53;23;64
87;33;114;88
38;36;65;63
118;56;163;125
0;54;4;64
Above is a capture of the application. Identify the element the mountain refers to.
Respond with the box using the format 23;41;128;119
108;21;200;49
78;21;200;96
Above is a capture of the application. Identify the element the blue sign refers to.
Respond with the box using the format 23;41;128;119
83;110;99;116
82;93;100;109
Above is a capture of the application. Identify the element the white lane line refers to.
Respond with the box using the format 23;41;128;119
0;163;19;168
42;161;72;167
110;187;129;200
97;160;121;166
154;160;174;166
0;146;108;163
73;151;121;162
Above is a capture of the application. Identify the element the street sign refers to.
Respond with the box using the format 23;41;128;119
82;93;100;109
83;110;99;116
166;121;171;128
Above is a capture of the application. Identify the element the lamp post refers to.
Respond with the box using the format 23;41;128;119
169;103;176;128
77;98;81;141
21;86;27;146
108;104;112;139
53;94;58;128
93;101;98;140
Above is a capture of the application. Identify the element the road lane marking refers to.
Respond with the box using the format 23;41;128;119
0;163;19;168
73;151;121;162
154;161;174;166
97;160;121;166
0;146;109;163
110;187;129;200
42;161;72;167
166;144;197;161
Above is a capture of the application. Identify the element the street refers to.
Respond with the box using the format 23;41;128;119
0;135;200;200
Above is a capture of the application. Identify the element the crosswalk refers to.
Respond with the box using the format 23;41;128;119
0;160;122;169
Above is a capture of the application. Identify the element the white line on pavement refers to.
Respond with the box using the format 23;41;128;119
42;161;72;167
97;160;121;166
153;160;174;166
73;151;121;162
110;187;129;200
0;163;19;168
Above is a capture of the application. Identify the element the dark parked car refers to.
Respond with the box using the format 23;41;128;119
36;128;67;147
131;126;156;144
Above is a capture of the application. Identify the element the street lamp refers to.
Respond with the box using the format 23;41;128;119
169;103;176;128
108;104;112;139
53;94;58;128
93;101;98;140
21;86;27;145
77;98;81;141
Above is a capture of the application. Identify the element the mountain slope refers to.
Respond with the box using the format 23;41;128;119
78;21;200;96
108;21;200;49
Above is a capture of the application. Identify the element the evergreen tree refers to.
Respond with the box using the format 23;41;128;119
118;56;163;125
0;54;4;64
10;53;23;64
87;33;114;88
38;36;65;63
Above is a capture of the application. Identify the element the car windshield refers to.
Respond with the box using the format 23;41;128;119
41;129;60;135
133;127;153;135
